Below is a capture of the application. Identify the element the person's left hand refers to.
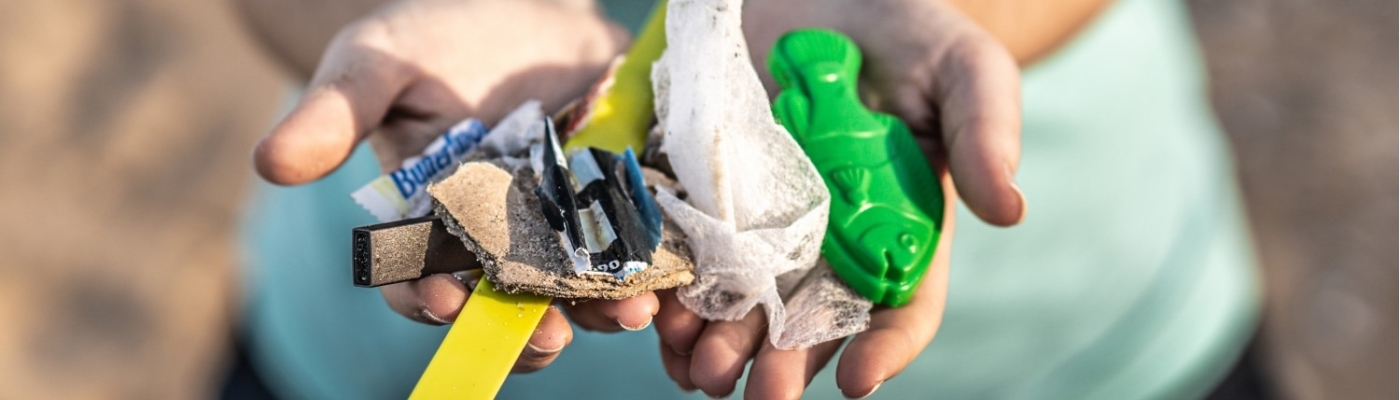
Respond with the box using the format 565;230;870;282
250;0;660;373
653;0;1027;398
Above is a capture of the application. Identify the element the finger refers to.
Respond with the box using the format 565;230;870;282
835;279;950;398
513;306;574;373
836;197;957;399
744;338;844;400
379;273;469;325
928;31;1026;226
654;289;705;356
255;20;415;185
655;289;705;392
659;340;698;392
689;308;767;398
562;292;660;332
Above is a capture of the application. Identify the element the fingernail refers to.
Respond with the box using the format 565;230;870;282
668;344;692;357
1010;183;1027;224
421;308;450;325
1006;165;1028;224
525;342;564;356
620;318;653;331
451;269;484;291
848;381;883;399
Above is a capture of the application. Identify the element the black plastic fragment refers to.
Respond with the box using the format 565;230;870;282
534;119;587;258
532;117;664;279
576;148;652;272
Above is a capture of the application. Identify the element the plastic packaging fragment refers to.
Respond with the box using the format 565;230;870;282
532;119;660;280
479;100;545;161
651;0;856;349
621;149;663;249
351;118;487;222
533;120;590;273
351;101;543;223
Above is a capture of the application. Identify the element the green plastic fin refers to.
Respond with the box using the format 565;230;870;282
768;28;862;91
772;90;813;142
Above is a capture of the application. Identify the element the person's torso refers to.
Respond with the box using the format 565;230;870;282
240;0;1257;398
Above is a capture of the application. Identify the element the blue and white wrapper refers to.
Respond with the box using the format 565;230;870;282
350;119;488;223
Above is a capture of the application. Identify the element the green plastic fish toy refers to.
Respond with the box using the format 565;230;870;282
769;29;945;307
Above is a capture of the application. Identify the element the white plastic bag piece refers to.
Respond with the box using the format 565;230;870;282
480;100;546;172
652;0;869;349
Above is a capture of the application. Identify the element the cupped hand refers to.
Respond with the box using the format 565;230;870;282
251;0;657;373
654;0;1027;397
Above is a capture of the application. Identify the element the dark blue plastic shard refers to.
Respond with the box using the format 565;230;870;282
621;149;663;249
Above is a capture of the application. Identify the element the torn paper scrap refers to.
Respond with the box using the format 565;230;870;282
651;0;839;348
772;262;872;349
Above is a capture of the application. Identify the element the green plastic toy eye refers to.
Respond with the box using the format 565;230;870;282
769;29;945;307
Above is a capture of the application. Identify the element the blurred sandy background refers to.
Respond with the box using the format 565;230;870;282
0;0;1393;398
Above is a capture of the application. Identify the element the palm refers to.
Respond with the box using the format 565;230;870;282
651;0;1027;398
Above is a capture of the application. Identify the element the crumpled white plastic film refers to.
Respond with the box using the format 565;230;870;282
652;0;870;349
478;100;544;160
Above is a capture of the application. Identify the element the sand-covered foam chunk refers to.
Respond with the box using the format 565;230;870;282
428;162;694;299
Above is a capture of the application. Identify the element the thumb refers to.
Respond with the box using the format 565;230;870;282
931;32;1026;226
254;33;413;185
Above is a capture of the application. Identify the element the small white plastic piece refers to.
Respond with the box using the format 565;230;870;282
479;100;545;159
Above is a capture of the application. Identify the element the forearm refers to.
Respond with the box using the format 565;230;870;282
232;0;389;78
746;0;1115;67
944;0;1114;64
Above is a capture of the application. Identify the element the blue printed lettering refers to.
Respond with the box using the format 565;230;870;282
391;170;417;199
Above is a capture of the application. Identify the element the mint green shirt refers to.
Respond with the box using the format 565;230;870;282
241;0;1258;398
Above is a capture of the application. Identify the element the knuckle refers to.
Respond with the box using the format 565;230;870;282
343;17;401;53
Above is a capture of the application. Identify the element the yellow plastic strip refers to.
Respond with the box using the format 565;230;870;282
563;1;668;153
410;3;668;398
408;279;552;400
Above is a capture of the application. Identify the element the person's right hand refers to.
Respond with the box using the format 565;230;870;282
252;0;661;373
653;0;1027;398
